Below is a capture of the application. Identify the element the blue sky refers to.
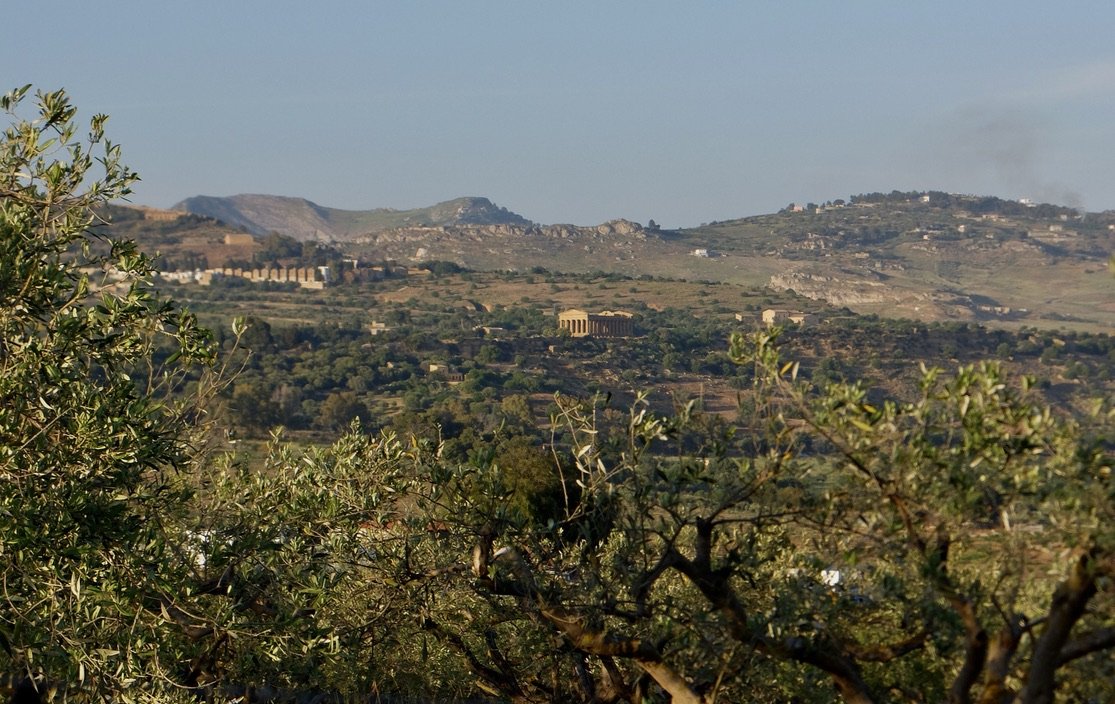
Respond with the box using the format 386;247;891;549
5;2;1115;227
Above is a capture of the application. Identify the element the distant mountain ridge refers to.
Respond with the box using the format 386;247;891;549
172;194;532;241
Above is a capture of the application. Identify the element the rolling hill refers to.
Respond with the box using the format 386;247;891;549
117;190;1115;331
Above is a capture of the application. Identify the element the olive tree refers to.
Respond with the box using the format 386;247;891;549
739;331;1115;703
0;86;215;701
358;331;1113;703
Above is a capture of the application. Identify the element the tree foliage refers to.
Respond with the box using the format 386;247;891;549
347;331;1111;703
186;342;1112;702
0;86;215;700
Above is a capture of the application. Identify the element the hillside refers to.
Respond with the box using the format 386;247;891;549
96;204;262;271
679;192;1115;329
118;190;1115;331
173;194;532;241
336;192;1114;330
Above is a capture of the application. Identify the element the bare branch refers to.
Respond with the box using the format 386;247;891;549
845;630;929;663
1056;626;1115;666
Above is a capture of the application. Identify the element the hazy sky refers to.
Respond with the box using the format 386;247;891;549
5;2;1115;227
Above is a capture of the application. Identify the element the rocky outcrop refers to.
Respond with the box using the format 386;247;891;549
769;272;895;306
770;271;1019;319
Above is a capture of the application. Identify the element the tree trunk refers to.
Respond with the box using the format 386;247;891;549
1017;552;1098;704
